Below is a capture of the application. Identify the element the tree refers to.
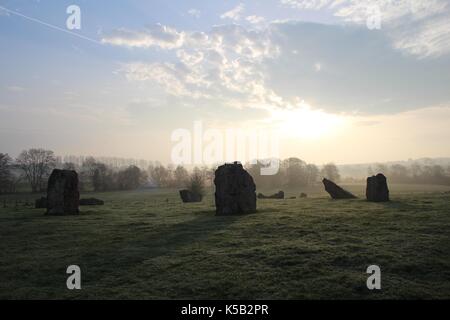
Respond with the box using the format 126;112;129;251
282;157;307;188
321;163;341;182
390;164;409;183
16;148;56;192
173;165;189;187
63;162;77;170
305;164;319;186
92;162;110;191
150;165;170;187
0;153;13;194
117;165;146;190
187;170;205;197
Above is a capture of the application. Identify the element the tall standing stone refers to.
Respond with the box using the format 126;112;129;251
214;162;256;215
366;173;390;202
46;169;80;215
322;178;357;199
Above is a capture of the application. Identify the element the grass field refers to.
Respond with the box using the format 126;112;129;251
1;184;449;299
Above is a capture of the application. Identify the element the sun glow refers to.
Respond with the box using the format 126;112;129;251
269;104;346;139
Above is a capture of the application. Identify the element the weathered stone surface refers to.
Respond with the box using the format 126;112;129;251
46;169;79;215
179;189;202;203
258;191;284;199
322;178;357;199
300;193;308;198
79;198;104;206
35;197;47;209
366;173;390;202
214;162;256;215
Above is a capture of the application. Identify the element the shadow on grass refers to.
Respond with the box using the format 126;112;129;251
78;211;245;279
378;200;420;211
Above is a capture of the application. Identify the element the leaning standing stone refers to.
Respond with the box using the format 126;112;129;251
214;162;257;215
366;173;390;202
322;178;357;199
46;169;80;215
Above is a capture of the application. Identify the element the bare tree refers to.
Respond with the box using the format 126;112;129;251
16;148;56;192
187;170;205;197
173;165;189;187
321;163;341;182
0;153;12;194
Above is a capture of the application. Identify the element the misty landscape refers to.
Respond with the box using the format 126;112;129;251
1;0;450;301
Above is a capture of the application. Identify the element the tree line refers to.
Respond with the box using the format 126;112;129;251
2;149;449;195
367;163;450;185
0;149;213;194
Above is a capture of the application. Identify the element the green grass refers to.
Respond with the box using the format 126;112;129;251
0;184;449;299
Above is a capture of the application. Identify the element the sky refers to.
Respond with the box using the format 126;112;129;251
1;0;450;165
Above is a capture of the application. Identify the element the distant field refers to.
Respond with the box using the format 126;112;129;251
1;184;449;299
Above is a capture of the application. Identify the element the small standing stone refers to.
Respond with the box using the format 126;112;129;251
257;191;284;199
179;189;202;203
35;197;47;209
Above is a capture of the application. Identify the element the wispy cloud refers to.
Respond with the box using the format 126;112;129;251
187;8;201;18
246;15;265;24
102;24;185;49
109;24;281;110
280;0;450;58
220;3;245;21
5;85;25;92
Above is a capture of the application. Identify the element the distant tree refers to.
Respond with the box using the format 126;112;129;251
117;165;146;190
410;162;422;178
63;162;77;171
150;165;171;187
305;164;319;186
92;162;110;192
374;163;389;175
321;163;341;182
390;164;409;183
173;165;189;187
0;153;13;194
187;170;205;197
16;148;56;192
282;158;308;188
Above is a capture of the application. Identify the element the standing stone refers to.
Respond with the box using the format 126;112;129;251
322;178;357;199
179;189;202;203
46;169;79;215
214;162;256;215
258;191;284;199
35;197;47;209
366;173;389;202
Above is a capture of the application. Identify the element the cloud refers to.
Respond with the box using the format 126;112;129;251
187;8;201;18
280;0;337;10
101;23;185;49
103;20;450;116
280;0;450;58
5;86;25;92
0;7;10;16
220;3;245;21
391;14;450;59
113;24;282;109
246;15;265;24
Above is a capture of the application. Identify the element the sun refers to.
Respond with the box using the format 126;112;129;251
269;103;346;139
